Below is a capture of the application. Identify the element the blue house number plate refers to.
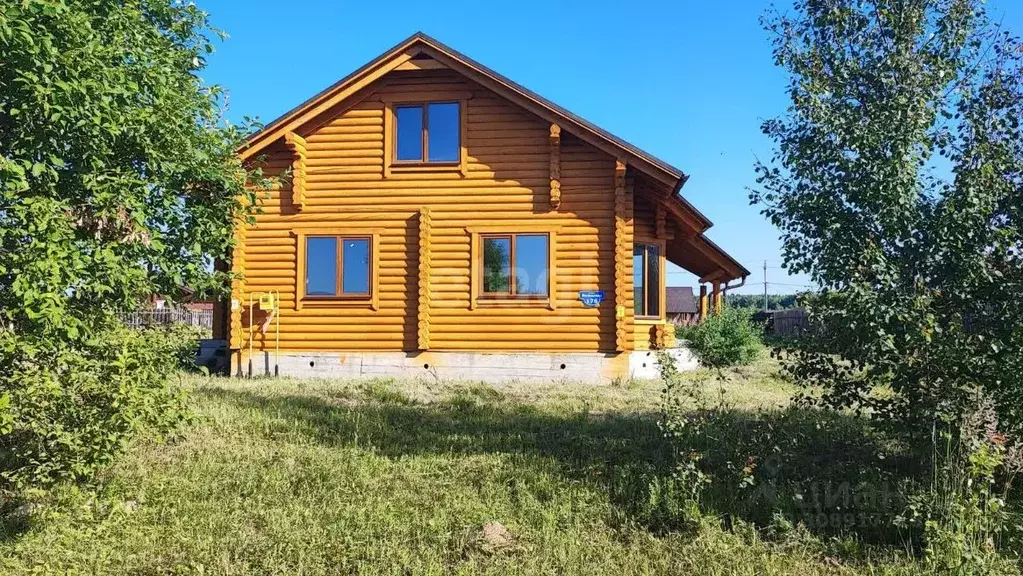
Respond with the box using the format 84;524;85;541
578;290;605;307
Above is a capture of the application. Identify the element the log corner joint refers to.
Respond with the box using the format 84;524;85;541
417;207;432;351
549;123;562;209
613;158;629;352
284;132;307;211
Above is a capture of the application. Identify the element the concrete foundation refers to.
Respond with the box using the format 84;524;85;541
233;347;699;383
627;347;701;380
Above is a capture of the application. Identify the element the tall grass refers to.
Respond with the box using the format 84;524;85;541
3;360;1019;574
904;392;1023;575
658;351;1023;574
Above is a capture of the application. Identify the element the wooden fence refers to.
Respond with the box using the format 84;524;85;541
753;308;810;338
120;308;213;332
757;308;984;339
771;308;809;337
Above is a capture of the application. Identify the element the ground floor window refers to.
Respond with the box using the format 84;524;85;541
305;236;372;298
633;243;661;318
467;226;558;309
481;233;549;297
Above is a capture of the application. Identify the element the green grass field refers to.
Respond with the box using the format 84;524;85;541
0;358;949;575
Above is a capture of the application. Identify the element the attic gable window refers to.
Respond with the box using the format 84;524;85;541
394;102;460;163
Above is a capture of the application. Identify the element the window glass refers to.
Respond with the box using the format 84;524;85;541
646;244;660;317
342;238;370;294
306;237;338;296
515;234;548;296
395;105;423;161
483;237;511;293
427;102;460;162
633;244;661;317
633;246;645;315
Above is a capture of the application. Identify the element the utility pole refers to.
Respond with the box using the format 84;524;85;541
763;260;768;312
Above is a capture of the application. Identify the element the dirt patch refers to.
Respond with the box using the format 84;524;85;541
468;521;519;556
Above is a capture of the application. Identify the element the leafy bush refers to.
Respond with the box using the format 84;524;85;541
675;307;763;368
0;322;194;488
163;323;205;371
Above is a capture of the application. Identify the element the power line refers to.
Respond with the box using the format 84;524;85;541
665;273;816;289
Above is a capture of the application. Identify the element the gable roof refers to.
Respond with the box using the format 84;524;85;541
240;32;749;282
666;287;698;315
241;34;707;211
243;33;680;171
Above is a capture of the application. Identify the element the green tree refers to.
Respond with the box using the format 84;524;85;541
482;238;511;293
725;293;799;311
0;1;267;485
753;0;1023;431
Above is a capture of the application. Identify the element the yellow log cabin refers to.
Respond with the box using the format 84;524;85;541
218;32;749;381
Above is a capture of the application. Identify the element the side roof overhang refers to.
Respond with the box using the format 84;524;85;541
239;31;749;283
667;233;750;283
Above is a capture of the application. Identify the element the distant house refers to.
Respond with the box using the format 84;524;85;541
219;32;749;381
147;287;214;311
666;287;699;325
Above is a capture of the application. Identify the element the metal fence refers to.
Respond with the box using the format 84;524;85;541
121;307;213;332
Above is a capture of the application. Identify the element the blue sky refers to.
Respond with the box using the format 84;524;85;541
198;0;1023;295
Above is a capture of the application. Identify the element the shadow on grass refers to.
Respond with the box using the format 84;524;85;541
198;386;923;545
0;494;34;543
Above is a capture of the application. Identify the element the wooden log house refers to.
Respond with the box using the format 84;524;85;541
217;33;749;380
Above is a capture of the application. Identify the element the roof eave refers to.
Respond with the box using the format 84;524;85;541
698;233;751;280
238;33;424;158
670;174;713;232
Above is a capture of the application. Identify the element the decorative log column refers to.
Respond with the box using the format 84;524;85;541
699;284;708;322
284;132;307;211
613;159;630;352
712;281;723;315
549;124;561;209
417;207;432;350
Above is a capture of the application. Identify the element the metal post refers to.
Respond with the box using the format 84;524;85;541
763;260;768;312
274;290;280;378
248;293;254;378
